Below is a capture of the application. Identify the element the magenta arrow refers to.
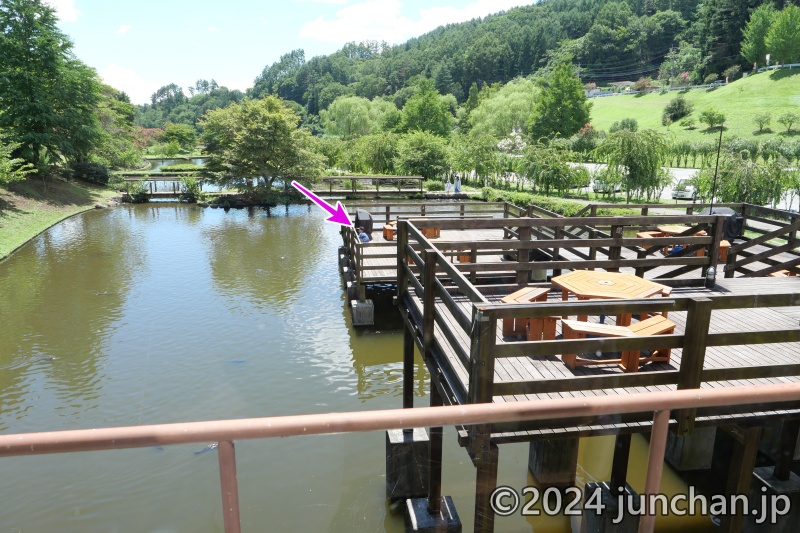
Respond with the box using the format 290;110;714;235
291;181;353;226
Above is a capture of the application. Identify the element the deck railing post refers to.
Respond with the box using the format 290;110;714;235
422;249;437;359
396;221;409;300
552;225;562;277
608;221;624;273
217;440;241;533
676;297;713;434
385;205;390;224
517;224;532;285
707;215;725;277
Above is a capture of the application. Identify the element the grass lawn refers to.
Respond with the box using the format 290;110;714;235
0;178;118;260
591;69;800;143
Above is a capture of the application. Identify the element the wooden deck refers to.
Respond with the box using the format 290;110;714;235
404;276;800;442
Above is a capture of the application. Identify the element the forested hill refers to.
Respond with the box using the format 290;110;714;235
136;0;797;128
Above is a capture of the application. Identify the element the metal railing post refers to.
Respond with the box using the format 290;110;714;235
217;441;241;533
638;409;670;533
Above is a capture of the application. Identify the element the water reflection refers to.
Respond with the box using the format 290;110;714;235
0;209;144;430
204;205;325;312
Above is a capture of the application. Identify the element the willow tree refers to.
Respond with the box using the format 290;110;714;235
692;151;784;207
595;130;670;202
199;96;324;197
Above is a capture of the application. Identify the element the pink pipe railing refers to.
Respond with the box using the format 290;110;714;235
1;383;799;533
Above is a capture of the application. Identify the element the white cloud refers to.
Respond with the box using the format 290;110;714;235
208;26;220;32
299;0;531;44
99;64;157;105
117;24;133;35
43;0;80;22
295;0;349;4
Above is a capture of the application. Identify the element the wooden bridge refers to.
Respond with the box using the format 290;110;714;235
316;175;425;197
336;200;800;532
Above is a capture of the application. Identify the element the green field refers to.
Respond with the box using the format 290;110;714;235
590;69;800;142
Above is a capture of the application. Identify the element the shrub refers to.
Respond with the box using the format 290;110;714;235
633;77;653;92
72;161;111;184
662;96;693;126
722;65;740;81
778;112;800;133
754;112;772;132
703;73;719;85
679;117;696;130
123;179;149;203
160;163;203;172
179;177;205;203
423;179;444;191
609;118;638;133
699;108;726;129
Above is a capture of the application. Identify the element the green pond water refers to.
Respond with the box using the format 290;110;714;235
0;204;714;532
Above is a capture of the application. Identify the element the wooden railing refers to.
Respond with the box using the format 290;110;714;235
724;204;800;277
344;201;509;224
403;215;726;286
318;175;424;196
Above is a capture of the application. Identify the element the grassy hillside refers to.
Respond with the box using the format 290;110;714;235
0;179;118;260
591;70;800;143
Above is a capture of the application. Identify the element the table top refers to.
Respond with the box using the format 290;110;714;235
657;225;692;235
551;270;666;300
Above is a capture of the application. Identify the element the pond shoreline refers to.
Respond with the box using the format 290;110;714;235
0;178;119;262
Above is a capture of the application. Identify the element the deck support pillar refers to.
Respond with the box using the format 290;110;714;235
350;299;374;326
473;443;499;533
745;466;800;532
582;481;641;533
528;437;578;489
582;434;640;532
665;426;716;471
713;426;762;533
404;387;462;532
386;428;429;502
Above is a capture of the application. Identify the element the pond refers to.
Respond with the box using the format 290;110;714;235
0;204;714;532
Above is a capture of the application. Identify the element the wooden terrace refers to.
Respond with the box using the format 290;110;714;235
383;209;800;533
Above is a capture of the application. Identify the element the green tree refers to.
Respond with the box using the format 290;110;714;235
527;60;592;140
0;0;102;171
741;4;777;68
693;151;784;206
754;112;772;133
0;136;35;185
394;130;449;179
467;78;538;139
320;96;392;140
699;108;726;130
766;5;800;66
162;123;197;152
200;96;324;194
595;130;670;202
778;112;800;134
398;79;452;137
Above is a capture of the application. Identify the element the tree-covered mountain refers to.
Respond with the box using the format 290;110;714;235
137;0;798;132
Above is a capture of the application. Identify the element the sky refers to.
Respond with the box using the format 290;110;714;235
43;0;534;105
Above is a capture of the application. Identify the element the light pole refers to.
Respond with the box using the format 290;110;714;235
709;121;724;213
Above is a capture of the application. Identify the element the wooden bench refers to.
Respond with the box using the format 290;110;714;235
561;315;676;372
500;287;550;339
383;224;396;241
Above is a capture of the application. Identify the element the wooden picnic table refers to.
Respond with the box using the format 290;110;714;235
551;270;668;326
